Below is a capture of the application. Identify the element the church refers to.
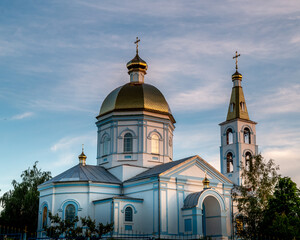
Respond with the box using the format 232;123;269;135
37;40;258;239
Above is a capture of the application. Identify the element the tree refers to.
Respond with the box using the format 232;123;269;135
0;162;51;233
262;177;300;239
44;213;113;239
232;154;279;239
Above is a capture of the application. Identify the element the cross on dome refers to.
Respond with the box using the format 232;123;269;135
233;51;241;70
134;37;140;54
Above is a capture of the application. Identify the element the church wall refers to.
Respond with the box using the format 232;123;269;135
123;180;157;234
38;182;121;235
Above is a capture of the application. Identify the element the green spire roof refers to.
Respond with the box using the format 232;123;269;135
226;71;250;121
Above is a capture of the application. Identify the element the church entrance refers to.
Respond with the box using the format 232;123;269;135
202;196;222;238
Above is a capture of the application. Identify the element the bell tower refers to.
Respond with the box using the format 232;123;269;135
219;52;258;185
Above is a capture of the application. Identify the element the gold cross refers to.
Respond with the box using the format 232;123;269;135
134;37;140;54
233;51;241;70
82;144;84;153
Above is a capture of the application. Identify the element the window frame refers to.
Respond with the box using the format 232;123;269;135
226;152;234;173
124;133;133;153
151;134;159;154
124;206;133;222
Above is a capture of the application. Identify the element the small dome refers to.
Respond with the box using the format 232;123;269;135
232;70;242;81
98;82;175;123
126;53;148;74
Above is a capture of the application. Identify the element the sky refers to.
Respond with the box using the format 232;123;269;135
1;0;300;198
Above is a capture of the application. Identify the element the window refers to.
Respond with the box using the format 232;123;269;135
102;135;109;156
244;128;251;144
65;204;76;222
230;103;234;112
245;152;252;171
226;128;233;144
42;206;47;228
184;219;192;232
124;133;133;153
240;102;245;111
151;134;159;154
226;152;233;173
125;206;133;222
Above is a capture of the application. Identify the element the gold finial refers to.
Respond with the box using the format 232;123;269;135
202;170;210;189
233;51;241;70
79;144;87;166
134;37;140;54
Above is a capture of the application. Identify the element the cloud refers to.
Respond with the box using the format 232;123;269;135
10;112;34;120
251;84;300;118
51;134;95;152
50;133;96;168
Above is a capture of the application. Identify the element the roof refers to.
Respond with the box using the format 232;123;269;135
125;156;195;182
98;82;175;123
183;191;204;209
93;195;143;204
226;71;250;121
41;164;121;185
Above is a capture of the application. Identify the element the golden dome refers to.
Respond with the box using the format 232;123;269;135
98;82;175;123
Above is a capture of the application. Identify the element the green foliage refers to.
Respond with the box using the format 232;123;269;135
44;213;113;239
262;177;300;239
232;154;279;239
0;162;51;233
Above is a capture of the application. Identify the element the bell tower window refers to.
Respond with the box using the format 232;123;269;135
151;134;159;154
226;152;233;173
240;102;245;111
244;128;251;144
245;152;252;170
124;133;133;153
230;103;234;112
226;128;233;144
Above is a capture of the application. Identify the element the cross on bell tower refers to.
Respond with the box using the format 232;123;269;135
233;51;240;70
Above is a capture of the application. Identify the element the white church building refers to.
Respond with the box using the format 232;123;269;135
37;44;258;239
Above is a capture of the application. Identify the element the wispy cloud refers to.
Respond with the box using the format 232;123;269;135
250;84;300;118
10;112;34;120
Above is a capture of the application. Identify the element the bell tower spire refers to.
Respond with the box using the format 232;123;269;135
219;52;258;185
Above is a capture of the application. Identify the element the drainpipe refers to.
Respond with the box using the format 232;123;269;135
158;177;161;240
231;188;234;240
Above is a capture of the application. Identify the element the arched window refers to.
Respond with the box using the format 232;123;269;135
226;152;233;173
244;128;251;144
151;134;159;154
65;204;76;222
124;133;133;153
42;206;48;228
226;128;233;145
125;206;133;222
245;152;252;171
102;135;109;156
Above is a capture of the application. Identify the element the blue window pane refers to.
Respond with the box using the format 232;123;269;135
184;219;192;232
125;225;132;231
125;206;133;222
124;133;133;152
65;204;76;222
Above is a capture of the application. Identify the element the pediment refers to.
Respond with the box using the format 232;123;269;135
160;156;232;184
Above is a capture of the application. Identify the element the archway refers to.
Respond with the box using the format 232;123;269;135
202;196;222;237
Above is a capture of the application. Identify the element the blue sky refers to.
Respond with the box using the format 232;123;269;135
1;0;300;198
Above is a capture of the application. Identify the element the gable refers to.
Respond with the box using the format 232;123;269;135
160;156;232;185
